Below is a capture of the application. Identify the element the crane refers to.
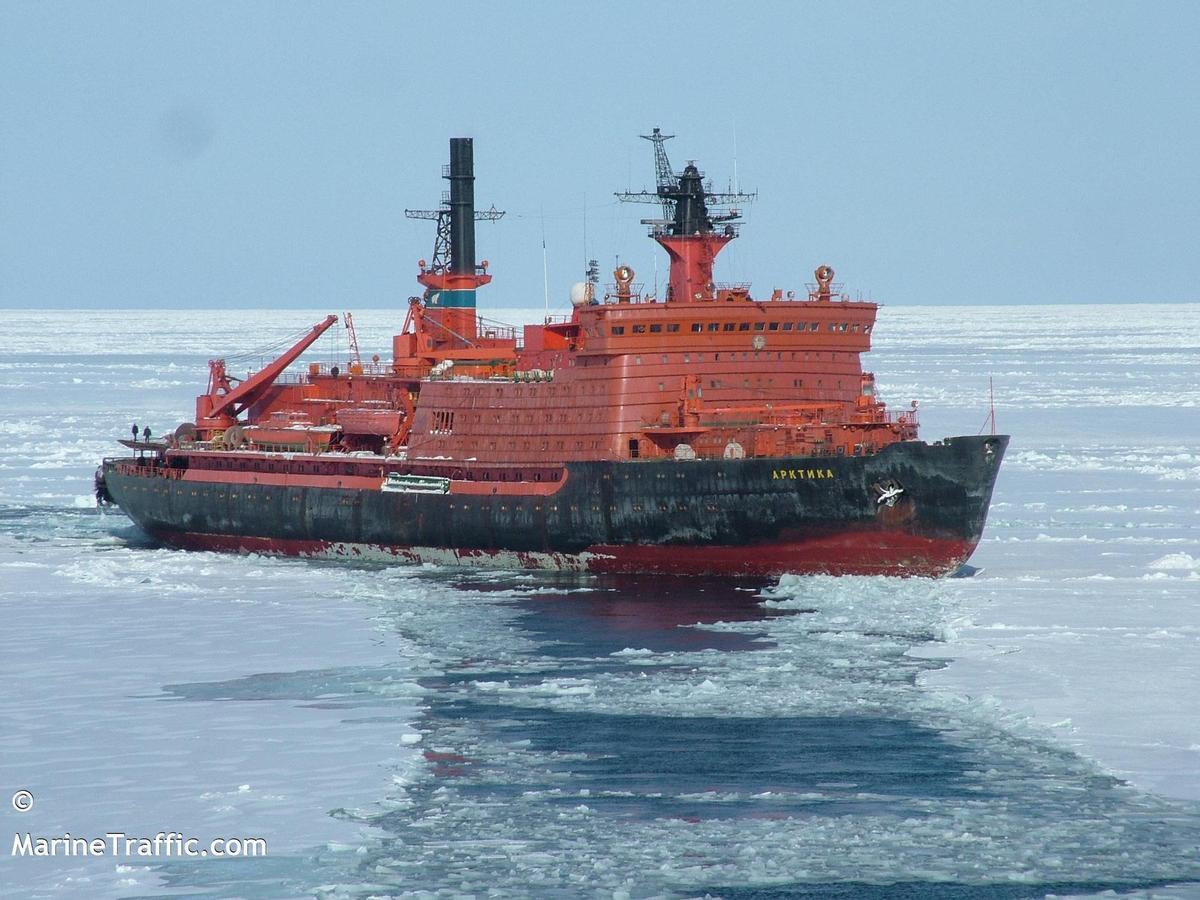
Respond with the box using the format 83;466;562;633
195;315;338;435
344;311;361;369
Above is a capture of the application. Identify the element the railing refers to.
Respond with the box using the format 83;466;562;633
273;362;429;384
113;460;184;479
474;322;521;343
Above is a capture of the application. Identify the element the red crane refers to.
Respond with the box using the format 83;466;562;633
194;315;338;436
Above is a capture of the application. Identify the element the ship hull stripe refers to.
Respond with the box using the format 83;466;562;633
176;469;564;496
138;530;974;578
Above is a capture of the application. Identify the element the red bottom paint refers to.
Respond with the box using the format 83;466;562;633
146;529;975;578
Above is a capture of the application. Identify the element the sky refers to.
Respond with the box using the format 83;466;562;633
1;1;1198;311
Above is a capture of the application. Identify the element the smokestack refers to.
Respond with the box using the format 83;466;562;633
448;138;475;276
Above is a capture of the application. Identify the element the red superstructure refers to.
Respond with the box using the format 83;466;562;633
188;135;916;469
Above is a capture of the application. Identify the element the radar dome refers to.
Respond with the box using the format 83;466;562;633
570;282;592;307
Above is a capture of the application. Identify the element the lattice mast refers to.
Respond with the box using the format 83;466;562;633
343;311;361;368
616;127;755;302
404;138;504;348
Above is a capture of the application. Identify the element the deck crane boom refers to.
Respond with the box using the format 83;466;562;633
344;311;362;368
195;315;338;435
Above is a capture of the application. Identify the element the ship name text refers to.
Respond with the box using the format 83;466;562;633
772;468;836;481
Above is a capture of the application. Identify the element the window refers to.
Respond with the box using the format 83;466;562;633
738;322;750;331
810;322;819;331
723;323;736;332
632;324;646;334
628;438;640;459
828;323;837;332
753;322;766;331
611;325;625;335
707;322;719;332
649;324;662;333
691;323;703;332
782;321;794;331
839;323;848;332
768;322;780;331
667;323;680;333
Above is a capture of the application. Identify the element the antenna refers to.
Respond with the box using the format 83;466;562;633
541;206;549;317
615;126;756;234
989;376;997;435
732;120;739;194
978;376;998;435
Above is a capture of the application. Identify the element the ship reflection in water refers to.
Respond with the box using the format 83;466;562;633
468;573;805;654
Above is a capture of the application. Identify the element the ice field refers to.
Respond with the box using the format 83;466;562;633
1;304;1198;898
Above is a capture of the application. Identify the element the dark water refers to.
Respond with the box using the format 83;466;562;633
112;572;1200;899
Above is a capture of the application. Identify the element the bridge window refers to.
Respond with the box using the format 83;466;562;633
738;322;750;331
782;321;794;331
649;324;662;333
667;323;680;332
632;324;646;333
691;323;703;333
707;322;719;332
810;322;819;331
612;326;625;335
723;323;735;332
754;322;766;331
864;324;873;334
768;322;779;331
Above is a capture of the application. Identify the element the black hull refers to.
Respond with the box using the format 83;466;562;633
102;435;1007;577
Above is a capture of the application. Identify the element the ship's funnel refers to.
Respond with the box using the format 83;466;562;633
448;137;475;277
413;138;494;352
